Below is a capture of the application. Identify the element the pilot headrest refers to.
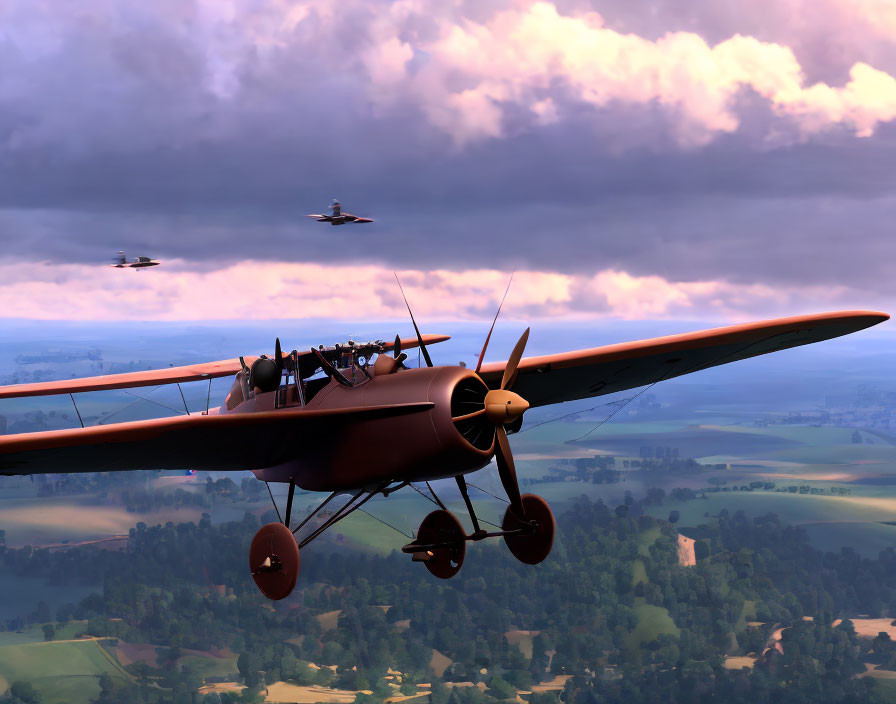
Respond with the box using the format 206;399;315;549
250;357;281;393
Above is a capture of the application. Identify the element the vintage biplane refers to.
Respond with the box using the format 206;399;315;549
0;308;888;600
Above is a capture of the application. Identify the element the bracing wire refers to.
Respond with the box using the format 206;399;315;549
569;331;791;443
410;482;441;507
571;383;665;442
357;507;414;539
466;481;509;504
517;397;632;434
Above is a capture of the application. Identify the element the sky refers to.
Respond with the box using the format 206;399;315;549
1;0;895;323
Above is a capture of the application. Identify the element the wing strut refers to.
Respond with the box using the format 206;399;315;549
297;482;390;548
69;394;84;428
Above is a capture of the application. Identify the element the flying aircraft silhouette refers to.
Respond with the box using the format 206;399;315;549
111;251;160;269
0;303;887;599
305;199;373;226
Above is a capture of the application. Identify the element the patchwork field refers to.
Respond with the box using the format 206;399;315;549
0;638;129;704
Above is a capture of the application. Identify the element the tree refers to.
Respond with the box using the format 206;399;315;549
694;540;710;561
11;680;40;704
486;676;516;700
429;679;449;704
668;510;680;524
42;624;55;641
237;651;264;687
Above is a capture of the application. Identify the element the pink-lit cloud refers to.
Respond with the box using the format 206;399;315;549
387;3;896;145
5;1;896;153
0;259;868;323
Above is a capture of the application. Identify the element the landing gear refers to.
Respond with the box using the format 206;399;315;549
249;479;390;600
250;522;300;600
401;477;555;578
502;493;555;565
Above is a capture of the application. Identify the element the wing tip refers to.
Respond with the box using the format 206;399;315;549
811;309;889;330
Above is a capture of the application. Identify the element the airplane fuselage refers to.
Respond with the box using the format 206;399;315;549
225;365;495;491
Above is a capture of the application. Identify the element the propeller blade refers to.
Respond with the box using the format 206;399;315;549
275;338;284;370
495;425;524;518
501;328;530;390
475;272;515;375
394;273;433;368
393;334;402;359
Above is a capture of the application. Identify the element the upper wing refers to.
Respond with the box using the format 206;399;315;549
0;334;451;400
0;359;252;399
478;311;888;408
0;402;433;474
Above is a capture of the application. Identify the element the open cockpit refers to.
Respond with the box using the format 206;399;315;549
224;339;401;411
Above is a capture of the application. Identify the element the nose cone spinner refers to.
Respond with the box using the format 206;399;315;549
484;389;529;425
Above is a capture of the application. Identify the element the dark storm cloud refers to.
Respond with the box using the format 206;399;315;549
1;0;895;299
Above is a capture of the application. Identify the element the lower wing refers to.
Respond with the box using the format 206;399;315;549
478;310;888;408
0;402;433;475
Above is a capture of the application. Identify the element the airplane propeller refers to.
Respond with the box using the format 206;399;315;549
391;271;532;520
392;334;408;367
274;338;285;370
481;328;530;519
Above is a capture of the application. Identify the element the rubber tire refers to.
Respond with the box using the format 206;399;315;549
249;522;300;600
416;510;466;579
502;494;555;565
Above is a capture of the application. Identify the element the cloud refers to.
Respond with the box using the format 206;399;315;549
0;259;875;323
388;3;896;145
3;0;896;157
0;0;894;317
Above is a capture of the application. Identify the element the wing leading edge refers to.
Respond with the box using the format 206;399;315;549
478;310;888;408
0;402;434;475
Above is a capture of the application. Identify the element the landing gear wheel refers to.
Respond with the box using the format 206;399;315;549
502;494;555;565
416;510;466;579
250;522;300;600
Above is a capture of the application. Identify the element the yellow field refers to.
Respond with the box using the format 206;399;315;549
723;656;757;669
429;650;452;677
865;665;896;680
841;618;896;639
316;610;342;632
505;630;539;660
677;534;696;567
265;682;358;703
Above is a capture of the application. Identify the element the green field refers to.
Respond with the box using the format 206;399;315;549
801;522;896;558
626;602;679;649
0;622;87;647
179;653;239;679
734;601;757;633
871;678;896;704
0;639;130;704
646;490;896;526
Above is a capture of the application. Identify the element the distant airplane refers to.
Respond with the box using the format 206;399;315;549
111;252;160;269
306;199;373;226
